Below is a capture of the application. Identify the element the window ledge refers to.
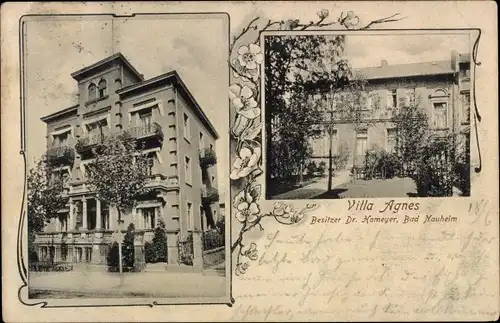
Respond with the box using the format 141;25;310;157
86;95;109;106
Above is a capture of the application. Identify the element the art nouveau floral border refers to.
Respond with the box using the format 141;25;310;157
228;9;407;276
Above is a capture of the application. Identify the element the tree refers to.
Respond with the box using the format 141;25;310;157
86;132;150;275
392;98;461;196
265;34;351;188
27;155;69;261
151;218;168;263
391;97;429;177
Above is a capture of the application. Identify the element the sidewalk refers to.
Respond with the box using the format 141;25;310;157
271;170;352;199
29;270;227;298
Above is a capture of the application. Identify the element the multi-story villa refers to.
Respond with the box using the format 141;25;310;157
310;50;471;191
34;53;221;270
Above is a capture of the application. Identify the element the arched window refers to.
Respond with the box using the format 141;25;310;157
88;83;97;100
114;78;122;89
98;79;107;98
431;89;448;97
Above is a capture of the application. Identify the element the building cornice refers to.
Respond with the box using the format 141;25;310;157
40;105;79;123
70;53;144;83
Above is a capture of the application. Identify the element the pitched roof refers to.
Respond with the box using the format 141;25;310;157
354;60;454;80
70;53;144;82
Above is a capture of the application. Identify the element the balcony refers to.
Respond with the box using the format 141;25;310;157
199;148;217;168
459;77;470;92
128;122;164;145
75;133;107;157
47;146;75;166
201;186;219;205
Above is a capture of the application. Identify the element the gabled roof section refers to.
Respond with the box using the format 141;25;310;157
70;53;144;82
117;71;219;139
355;60;454;80
41;104;79;123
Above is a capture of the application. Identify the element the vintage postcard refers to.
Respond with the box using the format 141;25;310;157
1;1;498;322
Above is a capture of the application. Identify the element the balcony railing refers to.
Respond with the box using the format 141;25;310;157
75;133;107;156
128;122;164;141
201;186;219;205
47;146;75;165
199;148;217;168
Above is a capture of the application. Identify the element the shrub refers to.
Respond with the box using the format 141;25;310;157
333;143;349;170
412;137;455;197
306;161;318;176
144;241;156;263
317;161;327;176
151;218;168;262
106;223;136;272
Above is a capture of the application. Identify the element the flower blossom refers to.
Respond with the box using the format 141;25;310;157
273;202;293;218
233;189;260;223
235;262;249;276
237;43;264;70
230;145;261;180
232;59;259;81
340;11;359;29
229;84;260;120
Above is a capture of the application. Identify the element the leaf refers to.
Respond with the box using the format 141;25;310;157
249;184;262;201
241;121;262;140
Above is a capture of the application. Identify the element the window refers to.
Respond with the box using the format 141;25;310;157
200;206;205;231
86;119;108;143
355;130;368;160
98;79;107;98
146;152;156;176
59;214;68;232
139;109;153;131
187;202;193;230
387;89;397;109
199;132;204;150
143;208;156;229
184;156;192;184
88;83;97;101
386;128;397;153
404;88;416;106
52;131;70;147
461;93;470;124
433;102;448;128
183;113;190;141
101;204;110;229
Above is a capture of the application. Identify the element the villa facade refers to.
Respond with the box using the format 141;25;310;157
310;50;471;175
35;53;221;271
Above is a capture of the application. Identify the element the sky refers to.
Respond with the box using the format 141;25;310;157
344;32;471;68
24;14;229;194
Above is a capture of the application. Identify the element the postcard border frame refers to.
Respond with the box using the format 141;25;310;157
17;11;234;309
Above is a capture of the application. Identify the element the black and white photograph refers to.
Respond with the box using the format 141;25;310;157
23;14;230;302
264;31;472;199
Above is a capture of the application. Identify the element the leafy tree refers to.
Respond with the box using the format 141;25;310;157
27;155;69;260
86;132;150;226
265;34;350;186
391;98;429;177
86;132;150;272
151;218;168;263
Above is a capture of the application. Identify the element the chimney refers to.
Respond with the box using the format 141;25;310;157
451;50;458;71
380;60;388;68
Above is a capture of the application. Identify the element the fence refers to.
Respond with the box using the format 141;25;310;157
29;261;73;272
202;230;225;252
